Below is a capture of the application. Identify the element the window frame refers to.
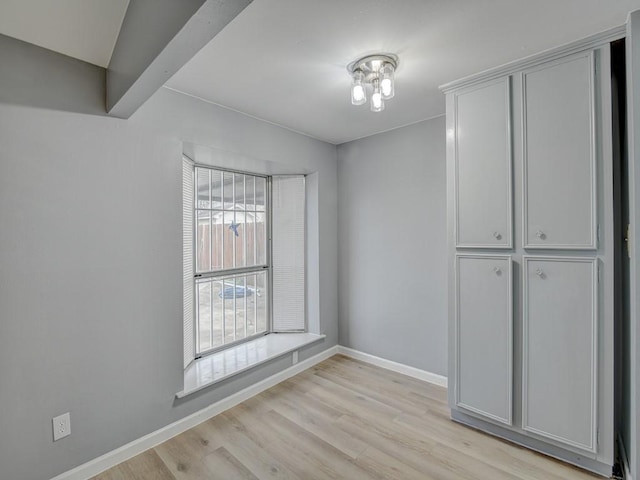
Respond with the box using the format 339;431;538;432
191;163;272;359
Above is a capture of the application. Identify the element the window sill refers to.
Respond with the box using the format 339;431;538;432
176;333;325;398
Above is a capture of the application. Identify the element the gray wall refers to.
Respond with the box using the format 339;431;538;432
337;117;448;376
0;33;106;115
0;87;338;480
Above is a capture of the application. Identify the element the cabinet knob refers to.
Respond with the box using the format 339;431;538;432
493;232;502;240
494;267;502;275
535;230;546;240
535;268;545;278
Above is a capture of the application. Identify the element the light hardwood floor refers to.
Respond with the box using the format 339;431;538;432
93;355;601;480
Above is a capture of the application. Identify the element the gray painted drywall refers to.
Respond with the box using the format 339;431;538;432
0;33;106;115
0;87;338;480
337;117;447;376
624;10;640;478
107;0;252;117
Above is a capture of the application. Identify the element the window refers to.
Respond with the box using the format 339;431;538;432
194;166;270;356
183;157;306;368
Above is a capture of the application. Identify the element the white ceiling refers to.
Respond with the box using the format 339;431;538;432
0;0;129;67
167;0;640;144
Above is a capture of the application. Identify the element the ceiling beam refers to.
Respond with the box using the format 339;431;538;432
107;0;252;118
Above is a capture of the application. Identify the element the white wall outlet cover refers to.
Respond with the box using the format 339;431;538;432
52;412;71;441
292;350;299;364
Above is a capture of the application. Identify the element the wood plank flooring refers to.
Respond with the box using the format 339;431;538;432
93;355;601;480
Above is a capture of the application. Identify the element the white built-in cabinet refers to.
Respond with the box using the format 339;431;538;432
444;34;616;477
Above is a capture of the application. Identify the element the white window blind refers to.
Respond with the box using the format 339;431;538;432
183;157;195;368
272;175;306;331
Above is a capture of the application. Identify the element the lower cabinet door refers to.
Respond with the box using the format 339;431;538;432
523;256;598;452
456;254;512;425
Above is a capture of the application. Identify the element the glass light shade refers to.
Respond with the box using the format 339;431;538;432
351;71;366;105
380;63;395;99
371;79;384;112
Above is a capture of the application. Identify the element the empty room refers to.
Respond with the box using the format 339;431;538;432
2;1;640;479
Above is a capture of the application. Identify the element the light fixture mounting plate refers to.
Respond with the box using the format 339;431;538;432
347;53;398;78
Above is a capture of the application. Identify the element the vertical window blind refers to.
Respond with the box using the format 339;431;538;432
183;157;195;368
272;175;306;332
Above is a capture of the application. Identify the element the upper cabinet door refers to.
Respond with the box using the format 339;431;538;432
455;77;512;249
522;53;597;249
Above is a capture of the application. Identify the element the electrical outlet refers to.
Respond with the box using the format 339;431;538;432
52;412;71;441
292;350;299;365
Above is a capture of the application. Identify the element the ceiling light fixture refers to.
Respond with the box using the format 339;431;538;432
347;53;398;112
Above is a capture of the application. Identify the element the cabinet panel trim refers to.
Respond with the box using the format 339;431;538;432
521;51;597;250
455;254;513;425
521;255;598;452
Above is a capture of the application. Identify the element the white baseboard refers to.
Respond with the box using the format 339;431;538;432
618;433;634;480
51;345;339;480
336;346;448;388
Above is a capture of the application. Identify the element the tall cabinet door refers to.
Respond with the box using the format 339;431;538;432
523;53;597;249
456;255;512;425
455;78;512;248
523;257;598;452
